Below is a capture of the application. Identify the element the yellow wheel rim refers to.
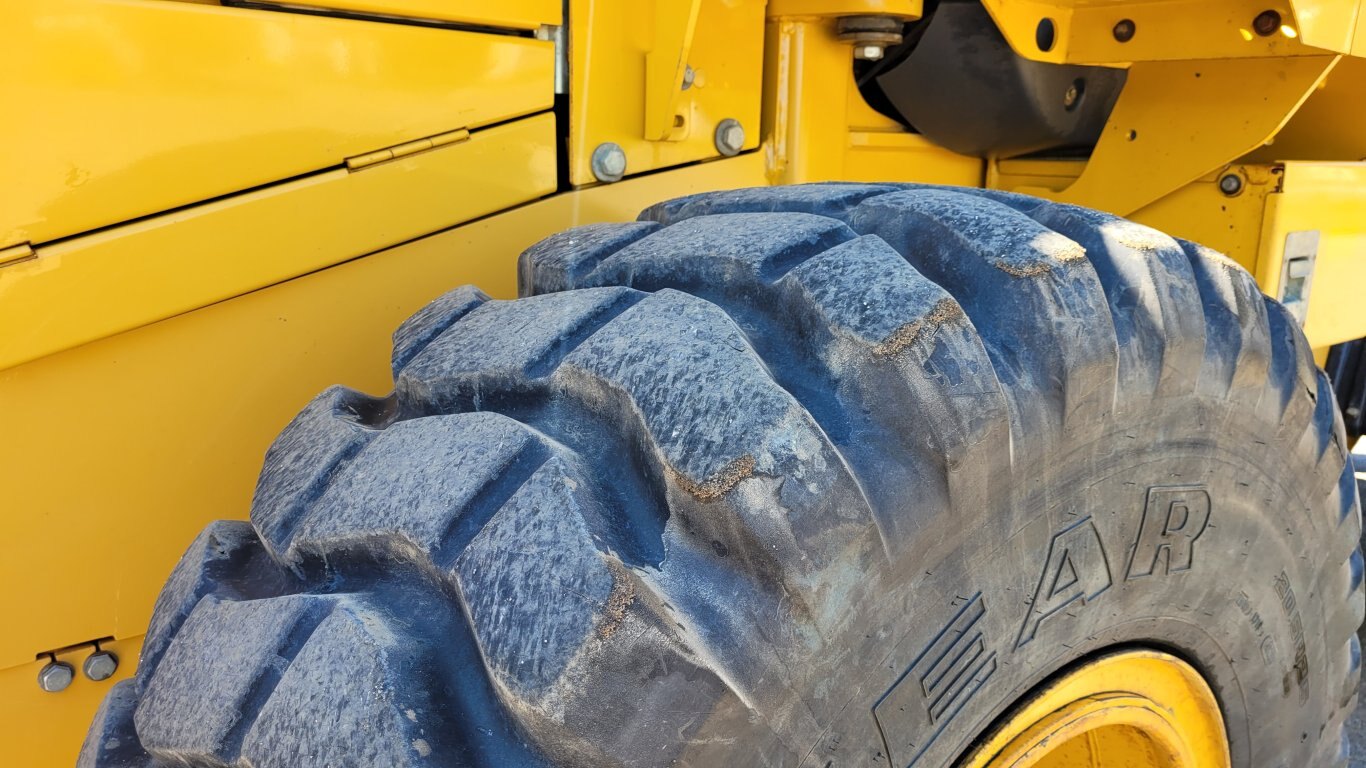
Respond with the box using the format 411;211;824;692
960;650;1231;768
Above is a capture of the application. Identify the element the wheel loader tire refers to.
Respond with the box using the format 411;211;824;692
83;184;1362;768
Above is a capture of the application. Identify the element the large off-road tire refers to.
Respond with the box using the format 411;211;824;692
83;184;1362;767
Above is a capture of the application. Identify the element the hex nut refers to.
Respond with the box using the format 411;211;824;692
84;650;119;682
714;119;745;157
681;65;696;91
38;661;74;693
590;143;627;183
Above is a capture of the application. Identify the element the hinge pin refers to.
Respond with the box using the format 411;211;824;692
345;129;470;172
0;242;36;268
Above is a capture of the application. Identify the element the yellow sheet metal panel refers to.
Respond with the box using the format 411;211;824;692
0;0;552;250
766;0;920;16
843;132;984;186
1291;0;1366;56
643;0;703;140
0;115;558;372
1126;167;1280;273
763;17;984;186
0;154;765;767
994;159;1282;273
568;0;766;185
980;0;1364;64
242;0;560;28
1242;55;1366;162
1050;55;1336;216
1257;162;1366;348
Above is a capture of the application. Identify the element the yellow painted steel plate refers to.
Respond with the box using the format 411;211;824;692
254;0;561;29
0;115;558;371
0;0;552;250
1258;161;1366;348
569;0;766;185
980;0;1365;64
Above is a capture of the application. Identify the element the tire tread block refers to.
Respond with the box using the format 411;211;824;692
287;412;543;570
847;189;1119;454
241;603;439;768
78;681;150;768
134;595;331;764
391;285;490;375
252;388;378;558
518;222;661;295
398;288;643;407
639;183;902;225
139;520;261;689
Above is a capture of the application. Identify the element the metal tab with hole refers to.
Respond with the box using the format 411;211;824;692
1278;230;1319;325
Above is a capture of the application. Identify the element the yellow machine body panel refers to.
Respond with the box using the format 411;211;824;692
567;0;767;185
5;0;1366;764
1;115;557;371
980;0;1366;64
238;0;562;29
1256;162;1366;348
0;0;553;251
0;113;559;671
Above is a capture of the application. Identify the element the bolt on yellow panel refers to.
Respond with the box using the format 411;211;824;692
0;0;553;250
0;637;140;768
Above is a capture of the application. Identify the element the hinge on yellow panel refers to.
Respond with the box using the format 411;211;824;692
0;242;36;268
344;129;471;172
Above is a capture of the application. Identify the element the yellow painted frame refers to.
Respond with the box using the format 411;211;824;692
980;0;1366;65
568;0;767;185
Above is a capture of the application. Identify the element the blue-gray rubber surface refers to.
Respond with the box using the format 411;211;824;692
82;184;1362;768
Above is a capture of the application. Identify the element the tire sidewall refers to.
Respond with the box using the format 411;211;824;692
862;394;1335;768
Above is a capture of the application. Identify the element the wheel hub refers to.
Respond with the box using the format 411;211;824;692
960;650;1230;768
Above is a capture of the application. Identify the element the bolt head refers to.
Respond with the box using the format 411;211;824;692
1219;173;1244;196
681;65;695;91
590;143;626;182
1253;10;1282;36
1113;19;1136;42
853;44;885;61
714;119;745;157
38;661;74;693
1063;85;1079;107
84;650;119;682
